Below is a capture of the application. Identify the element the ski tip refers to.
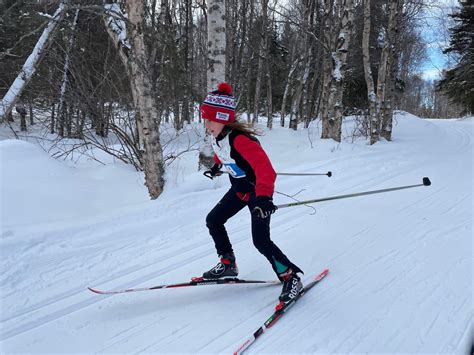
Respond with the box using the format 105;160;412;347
88;287;105;294
316;269;330;280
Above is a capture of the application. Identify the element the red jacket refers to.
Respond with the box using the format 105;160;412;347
212;130;276;197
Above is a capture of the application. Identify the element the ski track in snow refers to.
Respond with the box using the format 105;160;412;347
0;115;472;354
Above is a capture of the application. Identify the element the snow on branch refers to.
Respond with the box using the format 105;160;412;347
104;3;131;50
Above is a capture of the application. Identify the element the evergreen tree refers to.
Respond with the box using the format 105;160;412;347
437;1;474;114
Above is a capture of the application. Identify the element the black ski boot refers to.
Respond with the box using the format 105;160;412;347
202;253;238;279
278;269;303;303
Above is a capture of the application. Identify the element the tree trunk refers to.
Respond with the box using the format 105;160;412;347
58;8;80;138
302;0;316;128
182;0;193;125
50;103;55;134
18;107;27;131
381;0;404;141
289;81;304;130
362;0;379;145
0;2;67;120
266;60;273;129
253;0;269;125
125;0;165;199
103;3;144;145
321;0;355;142
207;0;226;90
280;46;299;127
199;0;226;170
29;101;34;125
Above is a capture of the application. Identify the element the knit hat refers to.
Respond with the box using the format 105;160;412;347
201;82;236;124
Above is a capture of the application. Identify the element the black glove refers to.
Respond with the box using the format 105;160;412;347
204;164;223;179
253;196;277;219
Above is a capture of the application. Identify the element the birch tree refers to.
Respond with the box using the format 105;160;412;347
252;0;269;124
321;0;355;142
280;44;299;127
103;2;165;198
126;0;165;198
380;0;404;141
0;2;67;120
371;0;404;144
199;0;226;170
362;0;379;145
207;0;226;90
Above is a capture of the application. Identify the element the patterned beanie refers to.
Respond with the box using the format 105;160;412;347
201;82;236;124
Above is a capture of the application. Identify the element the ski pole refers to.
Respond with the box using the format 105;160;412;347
276;177;431;209
221;171;332;177
277;171;332;177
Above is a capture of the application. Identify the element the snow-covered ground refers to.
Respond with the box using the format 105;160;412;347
0;112;472;354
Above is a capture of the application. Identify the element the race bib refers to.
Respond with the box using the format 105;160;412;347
223;163;246;178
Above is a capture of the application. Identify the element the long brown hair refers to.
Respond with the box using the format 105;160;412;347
226;120;263;137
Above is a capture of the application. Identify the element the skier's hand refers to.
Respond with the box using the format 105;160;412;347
253;196;277;218
204;164;223;179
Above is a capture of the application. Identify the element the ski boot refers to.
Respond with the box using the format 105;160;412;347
278;268;303;303
202;253;239;279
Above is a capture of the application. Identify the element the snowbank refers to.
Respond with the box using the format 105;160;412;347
0;139;148;227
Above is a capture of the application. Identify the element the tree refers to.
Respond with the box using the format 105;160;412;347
0;2;67;120
104;2;165;199
362;0;378;144
198;0;226;170
437;0;474;114
321;0;355;142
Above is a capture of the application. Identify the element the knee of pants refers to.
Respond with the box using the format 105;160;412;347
206;211;223;229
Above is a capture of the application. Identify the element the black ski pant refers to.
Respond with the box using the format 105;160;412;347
206;188;302;278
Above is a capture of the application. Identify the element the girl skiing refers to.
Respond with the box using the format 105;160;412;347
201;82;303;303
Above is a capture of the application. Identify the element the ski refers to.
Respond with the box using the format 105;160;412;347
88;277;280;295
233;269;329;355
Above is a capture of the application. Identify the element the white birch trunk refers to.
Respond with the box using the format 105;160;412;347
362;0;379;145
207;0;226;91
199;0;226;170
104;3;145;148
321;0;355;142
280;46;298;127
0;2;67;120
125;0;165;199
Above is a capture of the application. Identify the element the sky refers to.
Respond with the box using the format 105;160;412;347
420;0;461;81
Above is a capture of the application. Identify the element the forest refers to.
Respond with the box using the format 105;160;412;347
0;0;471;198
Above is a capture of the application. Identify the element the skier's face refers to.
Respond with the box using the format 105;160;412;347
205;120;225;137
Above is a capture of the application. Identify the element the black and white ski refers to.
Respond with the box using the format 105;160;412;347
88;277;280;295
233;269;329;355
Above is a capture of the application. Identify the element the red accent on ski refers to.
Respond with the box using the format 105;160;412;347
233;268;330;355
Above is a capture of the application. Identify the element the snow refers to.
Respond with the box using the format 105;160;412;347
0;112;472;354
104;3;131;50
332;53;342;81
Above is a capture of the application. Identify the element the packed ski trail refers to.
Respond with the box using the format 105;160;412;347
0;113;472;354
